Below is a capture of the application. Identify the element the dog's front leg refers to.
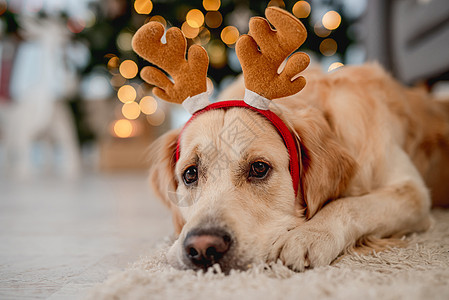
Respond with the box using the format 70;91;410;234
269;147;432;271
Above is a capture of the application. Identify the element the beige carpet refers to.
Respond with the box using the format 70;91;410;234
89;209;449;300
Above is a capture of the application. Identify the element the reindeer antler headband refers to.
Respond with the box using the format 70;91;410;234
132;7;309;196
132;21;210;114
237;7;309;109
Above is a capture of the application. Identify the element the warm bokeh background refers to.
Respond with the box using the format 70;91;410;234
1;1;449;298
0;0;448;175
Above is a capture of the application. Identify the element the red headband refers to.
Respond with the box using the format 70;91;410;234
175;100;300;197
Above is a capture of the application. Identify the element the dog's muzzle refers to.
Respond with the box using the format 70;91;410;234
183;227;232;270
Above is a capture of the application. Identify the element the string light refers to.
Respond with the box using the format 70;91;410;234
314;22;331;38
181;22;200;39
112;119;134;138
186;9;204;28
221;26;239;45
203;0;220;11
107;2;348;136
117;85;137;103
107;56;120;69
267;0;285;8
322;11;341;30
122;101;141;120
119;60;138;79
117;32;133;52
328;62;344;72
320;38;337;56
193;28;211;45
149;15;167;27
205;11;222;28
292;1;311;18
139;96;158;115
134;0;153;15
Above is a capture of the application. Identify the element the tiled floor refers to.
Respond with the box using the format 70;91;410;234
0;172;172;299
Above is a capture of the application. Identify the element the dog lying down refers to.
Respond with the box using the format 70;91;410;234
133;8;449;273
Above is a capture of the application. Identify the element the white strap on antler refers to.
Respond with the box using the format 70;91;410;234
243;88;271;110
182;91;211;114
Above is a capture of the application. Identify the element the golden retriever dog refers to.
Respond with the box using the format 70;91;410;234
147;63;449;273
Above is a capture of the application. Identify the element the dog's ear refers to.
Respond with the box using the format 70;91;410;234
148;128;185;234
293;107;357;219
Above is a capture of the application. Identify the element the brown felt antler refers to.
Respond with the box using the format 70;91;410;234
236;7;310;101
132;22;209;105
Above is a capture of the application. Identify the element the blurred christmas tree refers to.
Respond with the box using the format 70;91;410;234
1;0;362;143
83;0;359;138
84;0;357;87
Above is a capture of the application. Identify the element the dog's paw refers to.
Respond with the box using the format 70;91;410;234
268;225;343;272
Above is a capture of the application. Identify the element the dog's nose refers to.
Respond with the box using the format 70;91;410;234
183;228;232;269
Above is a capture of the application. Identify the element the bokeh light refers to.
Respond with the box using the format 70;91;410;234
205;11;222;28
292;1;311;19
117;85;137;103
112;119;134;138
107;56;120;69
117;32;133;52
149;15;167;27
314;22;331;38
207;40;226;68
139;96;158;115
119;60;138;79
134;0;153;15
322;11;341;30
320;38;338;56
133;83;145;99
181;22;200;39
85;10;97;28
146;109;165;126
203;0;220;11
110;74;127;88
328;62;344;72
221;26;239;45
193;28;211;45
122;101;141;120
267;0;285;8
186;9;204;28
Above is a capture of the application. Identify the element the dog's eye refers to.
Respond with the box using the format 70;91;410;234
183;165;198;185
249;161;270;179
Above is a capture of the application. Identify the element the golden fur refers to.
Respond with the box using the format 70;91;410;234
148;63;449;272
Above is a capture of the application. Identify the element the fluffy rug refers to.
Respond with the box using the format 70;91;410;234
89;209;449;300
